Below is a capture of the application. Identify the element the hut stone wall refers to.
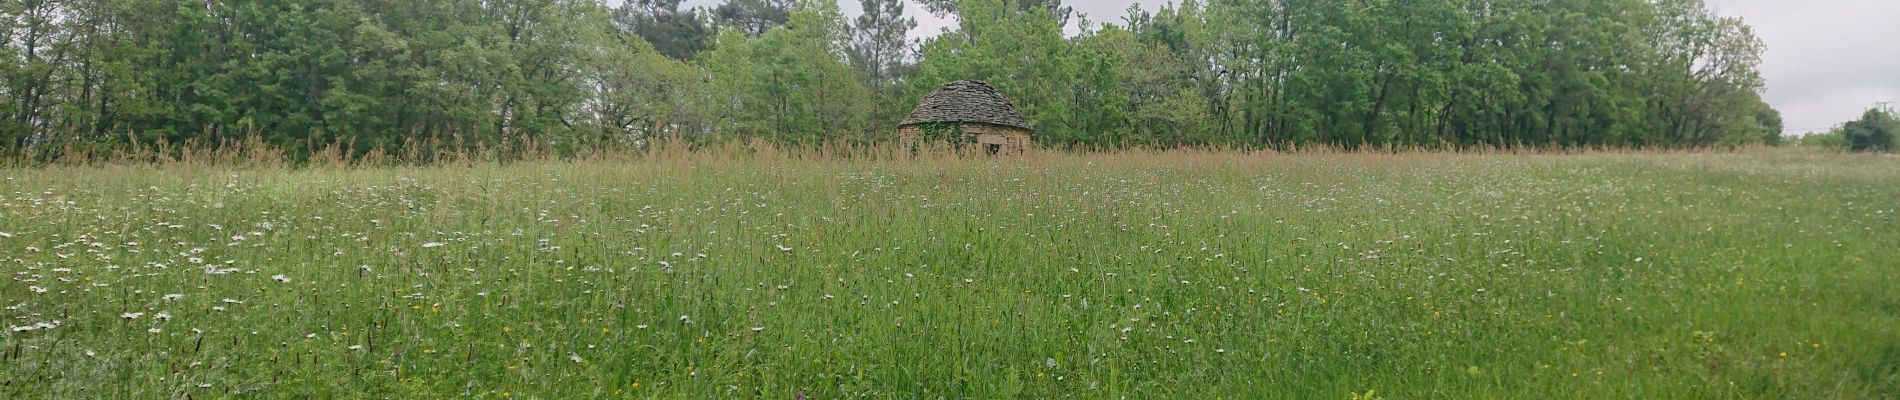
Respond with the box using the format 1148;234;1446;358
899;123;1030;155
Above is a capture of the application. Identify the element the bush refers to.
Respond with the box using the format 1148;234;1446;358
1842;107;1899;152
1798;130;1847;149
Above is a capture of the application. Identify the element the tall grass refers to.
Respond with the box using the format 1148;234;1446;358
1;147;1895;398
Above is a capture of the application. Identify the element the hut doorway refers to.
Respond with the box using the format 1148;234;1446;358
986;143;1002;155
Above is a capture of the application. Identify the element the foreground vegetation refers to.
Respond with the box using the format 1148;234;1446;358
2;148;1897;398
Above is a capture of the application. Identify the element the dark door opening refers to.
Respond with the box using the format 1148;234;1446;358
986;143;1002;155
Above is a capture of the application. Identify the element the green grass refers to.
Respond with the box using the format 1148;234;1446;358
2;149;1897;398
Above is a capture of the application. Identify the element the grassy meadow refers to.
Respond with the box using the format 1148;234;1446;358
2;148;1897;398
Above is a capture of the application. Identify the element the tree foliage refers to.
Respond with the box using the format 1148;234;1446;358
847;0;914;89
701;0;871;144
713;0;795;37
614;0;715;60
1841;107;1898;152
917;0;1072;27
847;0;918;128
1;0;1786;159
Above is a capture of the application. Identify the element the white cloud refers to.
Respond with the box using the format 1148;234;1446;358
1709;0;1900;133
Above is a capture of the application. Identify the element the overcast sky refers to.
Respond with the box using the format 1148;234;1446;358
681;0;1899;134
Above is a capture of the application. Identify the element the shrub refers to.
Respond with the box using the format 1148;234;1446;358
1842;107;1899;152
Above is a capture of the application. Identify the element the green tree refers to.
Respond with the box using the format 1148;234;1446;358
613;0;715;60
0;0;1789;157
581;7;709;145
847;0;915;89
713;0;794;37
911;0;1084;143
701;0;871;143
1753;99;1785;146
1071;24;1213;147
1842;107;1898;152
847;0;918;130
918;0;1073;28
1;0;67;150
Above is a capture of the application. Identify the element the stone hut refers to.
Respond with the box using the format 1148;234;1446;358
898;80;1034;155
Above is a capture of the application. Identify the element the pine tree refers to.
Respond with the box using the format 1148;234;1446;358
613;0;714;60
918;0;1073;28
713;0;795;37
847;0;915;89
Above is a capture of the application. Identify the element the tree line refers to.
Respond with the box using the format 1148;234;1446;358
1796;105;1897;152
2;0;1784;158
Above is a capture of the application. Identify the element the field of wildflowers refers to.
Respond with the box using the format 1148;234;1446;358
2;149;1896;398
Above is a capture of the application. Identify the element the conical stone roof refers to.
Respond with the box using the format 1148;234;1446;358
900;80;1034;131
